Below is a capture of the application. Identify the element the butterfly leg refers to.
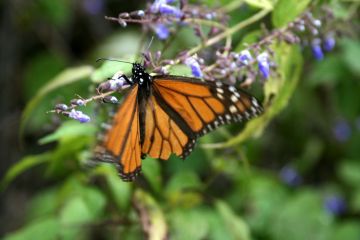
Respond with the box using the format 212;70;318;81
119;74;134;85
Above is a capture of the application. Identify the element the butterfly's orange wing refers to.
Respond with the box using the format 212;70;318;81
98;85;142;181
141;76;263;159
141;94;194;160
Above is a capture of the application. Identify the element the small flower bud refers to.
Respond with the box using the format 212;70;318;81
119;12;130;18
103;96;119;104
137;10;145;17
313;19;322;27
71;99;85;106
118;19;127;27
97;81;112;93
55;103;68;112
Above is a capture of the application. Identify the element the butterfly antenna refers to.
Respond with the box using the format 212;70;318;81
138;36;155;64
96;58;133;65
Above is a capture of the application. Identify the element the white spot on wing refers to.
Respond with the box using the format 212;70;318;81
230;105;237;113
229;86;236;92
231;95;238;102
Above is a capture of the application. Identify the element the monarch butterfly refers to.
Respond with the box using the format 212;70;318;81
95;62;263;181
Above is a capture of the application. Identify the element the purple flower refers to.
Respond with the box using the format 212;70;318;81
333;119;351;142
311;39;324;60
150;0;183;18
154;24;170;40
324;195;346;215
257;52;270;79
323;34;336;52
159;4;183;18
68;109;91;123
238;50;253;65
279;166;302;187
185;57;203;78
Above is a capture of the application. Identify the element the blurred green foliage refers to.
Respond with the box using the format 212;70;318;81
2;0;360;239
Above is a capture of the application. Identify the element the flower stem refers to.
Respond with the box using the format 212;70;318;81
188;8;271;56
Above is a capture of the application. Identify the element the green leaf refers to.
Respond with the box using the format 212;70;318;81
215;200;251;240
93;164;132;211
27;188;59;220
142;158;162;193
4;217;59;240
133;189;168;240
270;191;333;240
338;160;360;188
341;38;360;76
165;171;202;194
272;0;311;27
228;174;287;234
330;221;360;240
1;153;50;189
60;197;94;225
168;207;210;240
245;0;277;10
20;65;94;140
307;55;347;87
39;121;97;144
23;52;66;101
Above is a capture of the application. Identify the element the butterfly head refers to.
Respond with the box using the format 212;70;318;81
131;63;152;86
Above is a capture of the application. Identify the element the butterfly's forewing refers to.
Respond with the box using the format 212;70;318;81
150;76;263;156
98;85;142;181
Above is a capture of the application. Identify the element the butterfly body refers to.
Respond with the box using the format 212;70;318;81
96;63;263;181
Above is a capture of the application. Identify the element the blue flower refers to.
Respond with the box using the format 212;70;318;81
150;0;183;18
238;50;253;65
257;52;270;79
311;39;324;60
68;109;91;123
154;24;170;40
279;166;302;187
324;195;346;216
185;57;203;78
159;4;183;18
323;34;336;52
333;119;351;142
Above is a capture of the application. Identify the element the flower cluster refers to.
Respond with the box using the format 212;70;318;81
50;1;340;123
121;4;338;87
105;0;226;40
